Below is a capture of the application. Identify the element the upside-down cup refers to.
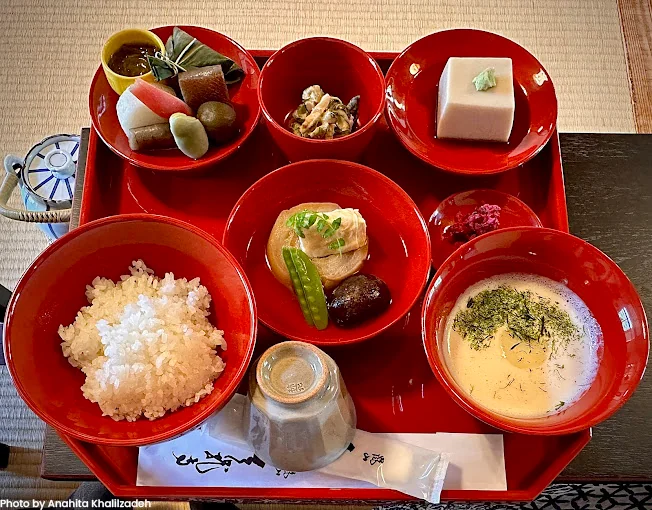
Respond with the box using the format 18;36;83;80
258;37;385;162
245;341;356;471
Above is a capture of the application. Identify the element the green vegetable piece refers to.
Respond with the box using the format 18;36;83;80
285;247;329;330
472;68;497;91
282;247;313;326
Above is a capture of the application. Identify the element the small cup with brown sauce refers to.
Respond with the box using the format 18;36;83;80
101;28;165;95
244;341;356;471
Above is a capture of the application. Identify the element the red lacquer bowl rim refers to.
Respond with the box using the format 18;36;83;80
88;25;262;172
3;213;258;446
223;158;432;345
385;28;558;175
257;36;386;145
421;226;649;435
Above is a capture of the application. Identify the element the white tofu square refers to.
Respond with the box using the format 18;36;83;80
437;57;515;142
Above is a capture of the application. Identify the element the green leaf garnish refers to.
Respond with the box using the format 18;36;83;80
554;401;565;411
286;210;346;251
328;238;346;250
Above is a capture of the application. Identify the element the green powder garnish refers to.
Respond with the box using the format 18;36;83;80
472;68;497;91
452;286;581;352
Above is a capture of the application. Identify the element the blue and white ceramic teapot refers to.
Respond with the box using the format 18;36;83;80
0;134;79;240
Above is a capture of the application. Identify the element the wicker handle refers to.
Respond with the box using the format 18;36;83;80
0;156;71;223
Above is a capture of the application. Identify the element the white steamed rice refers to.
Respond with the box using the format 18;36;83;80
59;260;226;421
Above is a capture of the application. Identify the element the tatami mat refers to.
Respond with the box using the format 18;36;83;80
0;0;637;502
0;0;636;167
0;367;79;500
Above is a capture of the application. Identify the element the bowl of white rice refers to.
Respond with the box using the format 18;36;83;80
3;214;257;446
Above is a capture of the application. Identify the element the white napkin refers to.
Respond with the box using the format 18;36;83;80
137;395;506;497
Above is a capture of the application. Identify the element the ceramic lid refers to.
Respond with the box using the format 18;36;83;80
21;134;80;206
256;341;329;405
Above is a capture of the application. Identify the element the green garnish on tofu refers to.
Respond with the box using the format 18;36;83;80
472;68;497;91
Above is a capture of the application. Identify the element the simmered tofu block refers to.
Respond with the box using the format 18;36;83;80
437;57;515;142
298;208;367;258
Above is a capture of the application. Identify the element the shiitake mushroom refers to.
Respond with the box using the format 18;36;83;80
327;274;391;327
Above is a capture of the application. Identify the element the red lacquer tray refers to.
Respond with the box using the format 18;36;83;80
63;52;590;503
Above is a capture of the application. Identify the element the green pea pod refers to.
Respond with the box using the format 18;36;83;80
290;248;329;330
282;246;329;330
282;246;313;326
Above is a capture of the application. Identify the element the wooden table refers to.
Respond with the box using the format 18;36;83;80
38;131;652;483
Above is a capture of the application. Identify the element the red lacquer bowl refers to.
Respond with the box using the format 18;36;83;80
258;37;385;162
223;159;431;345
3;214;257;446
89;26;261;172
422;227;648;434
386;29;557;174
429;189;542;268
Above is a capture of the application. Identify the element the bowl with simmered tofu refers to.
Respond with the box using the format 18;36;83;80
223;159;431;345
385;29;557;175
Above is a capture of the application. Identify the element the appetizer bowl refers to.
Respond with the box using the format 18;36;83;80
429;189;543;268
101;28;165;95
3;214;257;446
386;29;557;174
422;227;648;434
90;25;261;172
258;37;385;162
224;159;431;346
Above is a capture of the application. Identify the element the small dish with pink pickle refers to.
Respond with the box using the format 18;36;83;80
429;189;543;268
